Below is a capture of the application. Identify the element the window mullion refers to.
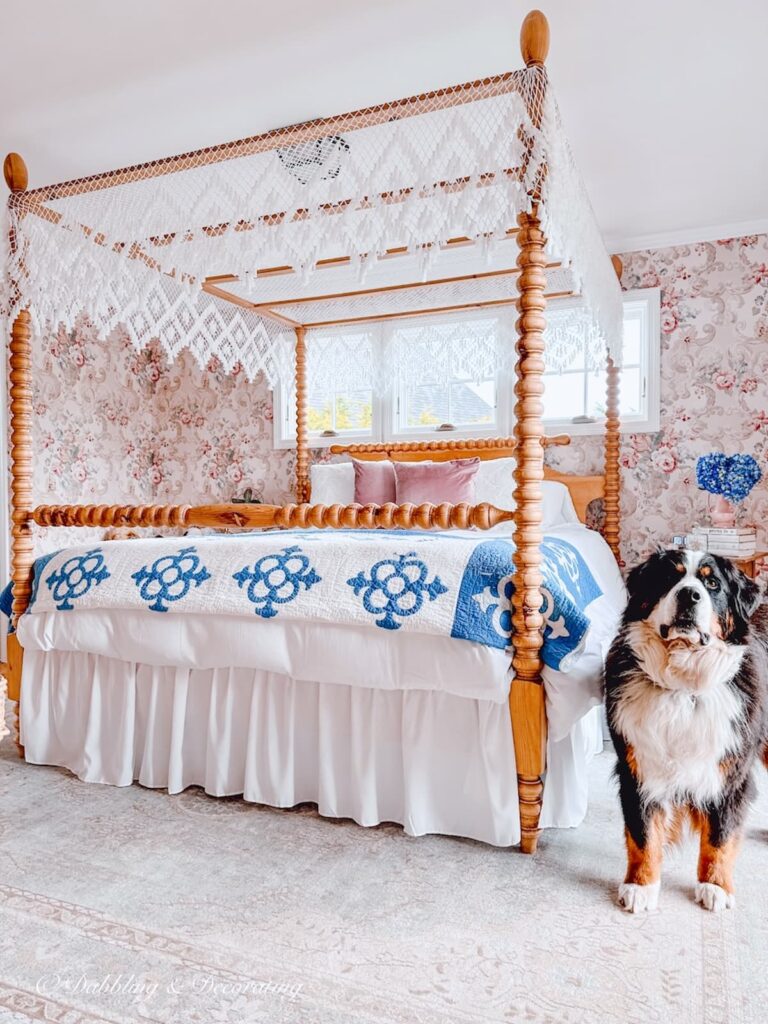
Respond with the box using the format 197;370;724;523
378;322;389;442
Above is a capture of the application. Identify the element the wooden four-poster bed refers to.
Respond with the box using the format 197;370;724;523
2;10;624;853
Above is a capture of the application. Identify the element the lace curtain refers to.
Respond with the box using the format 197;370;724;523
389;316;503;385
545;302;611;373
302;302;615;399
304;328;378;396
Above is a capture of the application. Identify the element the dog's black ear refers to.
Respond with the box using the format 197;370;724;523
712;556;763;640
624;551;674;621
733;568;761;621
625;560;649;600
712;556;761;620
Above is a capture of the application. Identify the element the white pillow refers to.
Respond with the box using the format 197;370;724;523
542;480;580;528
475;457;579;529
474;457;516;507
310;462;354;504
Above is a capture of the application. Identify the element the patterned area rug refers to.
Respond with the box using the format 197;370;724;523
1;727;766;1024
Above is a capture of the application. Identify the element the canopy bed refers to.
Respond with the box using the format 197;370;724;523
1;10;624;853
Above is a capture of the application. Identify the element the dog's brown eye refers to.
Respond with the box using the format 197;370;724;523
704;577;719;590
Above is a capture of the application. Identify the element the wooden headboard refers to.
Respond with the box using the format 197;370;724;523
327;435;604;526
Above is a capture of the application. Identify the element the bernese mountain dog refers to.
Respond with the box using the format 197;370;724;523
605;549;768;913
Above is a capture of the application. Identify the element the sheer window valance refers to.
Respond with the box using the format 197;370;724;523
299;300;617;402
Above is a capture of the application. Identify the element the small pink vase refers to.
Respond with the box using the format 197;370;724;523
709;493;736;528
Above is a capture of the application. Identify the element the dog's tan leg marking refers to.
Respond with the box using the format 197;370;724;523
618;812;664;913
624;814;664;886
694;816;739;911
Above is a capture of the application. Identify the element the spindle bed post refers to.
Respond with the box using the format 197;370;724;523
294;326;310;503
509;9;550;855
603;255;623;562
3;152;34;749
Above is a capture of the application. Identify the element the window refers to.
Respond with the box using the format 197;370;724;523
275;327;379;446
398;377;497;432
305;386;373;436
389;314;502;439
273;288;661;447
541;289;660;435
278;384;377;445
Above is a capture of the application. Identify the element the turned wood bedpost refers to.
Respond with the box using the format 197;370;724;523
603;256;623;562
8;310;33;626
4;152;33;749
294;326;310;503
510;10;550;855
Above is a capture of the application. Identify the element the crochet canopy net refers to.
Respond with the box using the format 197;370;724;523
3;65;622;388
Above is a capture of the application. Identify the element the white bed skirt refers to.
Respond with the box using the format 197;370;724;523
20;650;603;847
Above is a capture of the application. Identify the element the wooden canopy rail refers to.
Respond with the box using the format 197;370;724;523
3;10;622;856
207;257;569;328
247;261;563;311
296;289;574;330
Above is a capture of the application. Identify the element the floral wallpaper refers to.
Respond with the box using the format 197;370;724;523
17;232;768;572
547;232;768;570
26;322;297;553
32;322;295;507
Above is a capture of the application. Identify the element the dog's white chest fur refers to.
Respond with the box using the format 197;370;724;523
614;626;746;807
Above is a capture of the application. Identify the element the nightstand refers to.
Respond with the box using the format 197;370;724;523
730;551;768;579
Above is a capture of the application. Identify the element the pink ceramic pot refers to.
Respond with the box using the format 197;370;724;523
709;493;736;528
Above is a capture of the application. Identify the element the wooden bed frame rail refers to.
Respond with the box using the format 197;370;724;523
28;500;515;532
329;434;571;457
3;10;622;856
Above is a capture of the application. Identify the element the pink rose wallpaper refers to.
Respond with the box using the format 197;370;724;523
547;233;768;571
27;321;297;552
20;232;768;573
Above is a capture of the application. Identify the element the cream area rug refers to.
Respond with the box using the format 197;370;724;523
1;728;766;1024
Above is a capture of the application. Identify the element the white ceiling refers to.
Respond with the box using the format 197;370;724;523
2;0;767;252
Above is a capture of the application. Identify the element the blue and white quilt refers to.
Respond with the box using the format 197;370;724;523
7;529;602;671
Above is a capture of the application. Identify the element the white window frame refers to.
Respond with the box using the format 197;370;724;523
273;381;383;450
386;308;505;443
541;287;661;436
273;288;661;448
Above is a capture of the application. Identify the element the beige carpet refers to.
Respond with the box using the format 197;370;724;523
1;727;766;1024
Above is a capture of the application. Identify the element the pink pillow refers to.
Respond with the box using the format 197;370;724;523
353;459;396;504
394;458;480;505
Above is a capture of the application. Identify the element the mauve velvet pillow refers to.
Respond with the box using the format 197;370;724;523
352;459;397;504
393;458;480;505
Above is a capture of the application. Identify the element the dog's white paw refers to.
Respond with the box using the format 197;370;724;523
695;882;735;912
617;881;660;913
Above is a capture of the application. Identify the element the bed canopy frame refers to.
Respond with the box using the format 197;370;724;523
2;10;623;853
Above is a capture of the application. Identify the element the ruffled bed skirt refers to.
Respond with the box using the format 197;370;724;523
20;650;603;847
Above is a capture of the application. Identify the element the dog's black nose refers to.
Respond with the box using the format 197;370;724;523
677;586;701;610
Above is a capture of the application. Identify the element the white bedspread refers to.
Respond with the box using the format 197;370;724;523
21;524;613;671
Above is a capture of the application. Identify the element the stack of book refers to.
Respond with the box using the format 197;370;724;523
688;526;756;558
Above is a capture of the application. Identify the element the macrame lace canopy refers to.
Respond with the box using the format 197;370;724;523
3;37;622;387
